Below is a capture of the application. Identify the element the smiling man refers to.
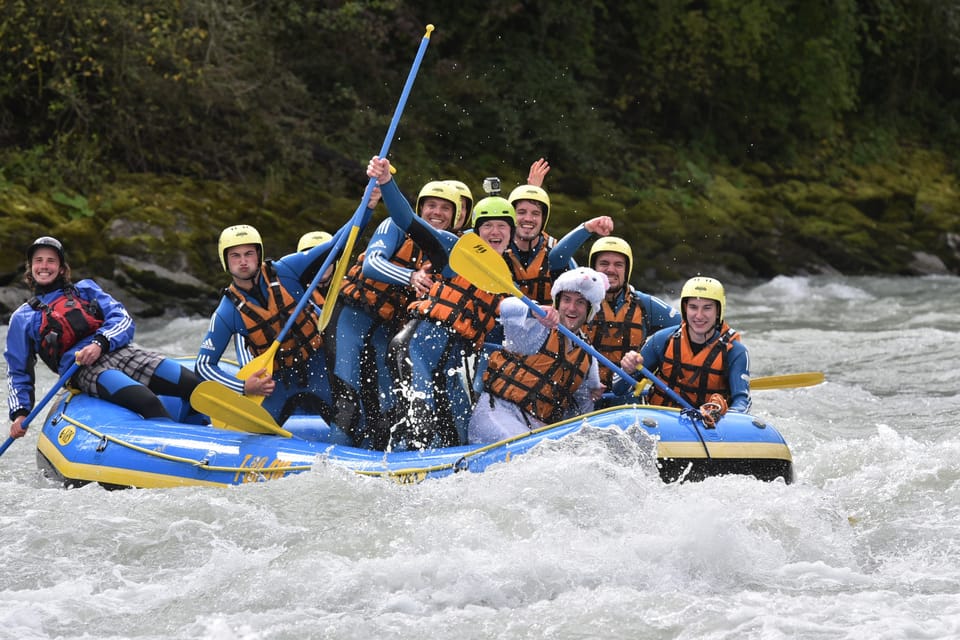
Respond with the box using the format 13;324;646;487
6;237;201;440
325;180;457;447
468;266;608;444
615;276;752;425
586;236;680;397
365;156;517;449
504;183;614;304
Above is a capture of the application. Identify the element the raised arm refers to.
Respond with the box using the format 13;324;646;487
549;216;614;271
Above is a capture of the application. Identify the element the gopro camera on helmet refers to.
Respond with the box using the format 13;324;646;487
482;176;501;196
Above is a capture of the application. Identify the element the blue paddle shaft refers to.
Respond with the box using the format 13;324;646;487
518;297;697;411
0;361;79;458
268;27;434;347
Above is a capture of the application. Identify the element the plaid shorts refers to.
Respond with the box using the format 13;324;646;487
71;344;165;397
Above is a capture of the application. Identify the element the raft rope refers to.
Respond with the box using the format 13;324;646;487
57;413;314;475
52;395;667;484
353;404;643;481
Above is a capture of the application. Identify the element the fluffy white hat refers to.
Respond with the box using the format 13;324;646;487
551;267;609;322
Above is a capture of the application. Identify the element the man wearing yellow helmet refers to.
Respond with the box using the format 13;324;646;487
615;276;752;425
505;166;615;304
367;155;513;450
297;231;333;252
324;180;457;447
444;179;473;235
195;221;346;425
586;236;681;400
469;267;608;443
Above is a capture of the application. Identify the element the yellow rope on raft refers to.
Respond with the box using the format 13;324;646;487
58;414;314;475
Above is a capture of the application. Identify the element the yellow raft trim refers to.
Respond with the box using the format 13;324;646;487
657;440;793;461
356;404;792;483
38;411;313;489
38;400;791;488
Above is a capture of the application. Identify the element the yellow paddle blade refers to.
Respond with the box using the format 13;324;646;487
318;224;361;332
752;372;824;390
190;381;291;437
449;234;522;297
628;373;823;396
237;341;279;384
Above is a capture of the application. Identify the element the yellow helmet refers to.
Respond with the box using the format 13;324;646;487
416;181;461;230
589;236;633;285
218;224;263;272
680;276;726;326
297;230;333;252
507;184;551;229
444;179;474;230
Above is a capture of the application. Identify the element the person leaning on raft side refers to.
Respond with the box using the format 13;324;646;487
194;219;350;426
613;276;751;425
366;155;513;450
5;237;202;439
324;180;459;448
586;236;681;406
468;267;609;444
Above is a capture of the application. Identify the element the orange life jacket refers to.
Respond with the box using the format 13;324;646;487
29;286;105;372
340;238;426;323
408;274;501;353
506;232;557;303
647;323;740;408
484;331;591;424
225;261;324;369
587;289;651;388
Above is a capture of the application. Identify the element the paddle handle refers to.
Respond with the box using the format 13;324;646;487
517;297;697;412
268;25;435;347
0;361;79;458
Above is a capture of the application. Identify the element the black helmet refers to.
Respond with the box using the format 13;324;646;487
27;236;65;263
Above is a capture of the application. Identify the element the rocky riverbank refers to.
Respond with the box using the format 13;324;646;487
2;147;958;323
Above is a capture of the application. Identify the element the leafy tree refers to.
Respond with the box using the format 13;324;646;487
594;1;862;159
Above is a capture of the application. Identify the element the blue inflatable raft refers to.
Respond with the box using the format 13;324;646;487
34;386;793;489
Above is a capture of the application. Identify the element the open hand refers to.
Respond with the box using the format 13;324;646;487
527;158;551;187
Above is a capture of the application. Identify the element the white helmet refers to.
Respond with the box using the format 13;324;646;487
551;267;609;322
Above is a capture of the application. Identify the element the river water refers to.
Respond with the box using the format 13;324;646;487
1;274;958;640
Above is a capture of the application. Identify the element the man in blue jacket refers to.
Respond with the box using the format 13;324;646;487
195;223;345;425
615;276;751;424
6;237;200;440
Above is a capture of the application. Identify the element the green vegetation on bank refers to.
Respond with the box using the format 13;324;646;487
1;1;958;316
